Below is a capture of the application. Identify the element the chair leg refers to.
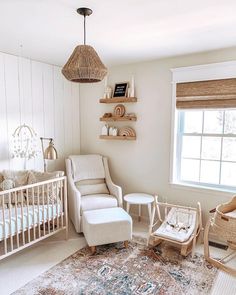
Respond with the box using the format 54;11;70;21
138;204;141;222
147;203;152;225
181;244;189;257
91;246;96;255
149;237;162;247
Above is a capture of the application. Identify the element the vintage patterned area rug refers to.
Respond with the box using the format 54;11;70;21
13;242;217;295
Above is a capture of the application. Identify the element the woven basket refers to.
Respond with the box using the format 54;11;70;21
212;196;236;243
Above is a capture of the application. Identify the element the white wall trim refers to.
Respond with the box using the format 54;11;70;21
171;60;236;83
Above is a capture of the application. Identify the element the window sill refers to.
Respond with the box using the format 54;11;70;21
170;181;235;196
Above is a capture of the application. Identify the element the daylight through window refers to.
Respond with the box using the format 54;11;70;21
176;109;236;189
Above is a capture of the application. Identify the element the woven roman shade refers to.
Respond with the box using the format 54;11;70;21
176;78;236;109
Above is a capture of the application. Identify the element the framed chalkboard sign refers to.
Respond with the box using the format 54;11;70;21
113;82;128;97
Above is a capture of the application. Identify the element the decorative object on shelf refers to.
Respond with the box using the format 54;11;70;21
119;127;136;137
112;127;118;136
130;75;135;97
62;7;107;83
113;82;128;97
103;86;113;99
102;113;112;118
113;104;126;117
101;125;109;135
126;112;136;118
108;127;114;136
103;76;113;99
127;87;131;97
40;137;58;172
12;124;39;169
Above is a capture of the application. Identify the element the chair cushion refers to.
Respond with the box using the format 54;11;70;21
75;178;105;186
75;178;109;196
69;155;105;182
81;194;118;214
76;183;109;196
153;207;197;243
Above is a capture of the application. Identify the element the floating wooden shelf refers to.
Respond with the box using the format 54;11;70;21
100;116;137;122
100;135;136;140
99;97;137;104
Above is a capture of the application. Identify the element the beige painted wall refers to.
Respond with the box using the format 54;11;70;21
80;47;236;224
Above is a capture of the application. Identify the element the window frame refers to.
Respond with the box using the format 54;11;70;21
170;61;236;194
175;109;236;191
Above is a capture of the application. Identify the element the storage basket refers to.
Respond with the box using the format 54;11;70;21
212;196;236;243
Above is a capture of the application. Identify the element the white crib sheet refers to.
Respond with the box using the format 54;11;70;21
0;204;62;240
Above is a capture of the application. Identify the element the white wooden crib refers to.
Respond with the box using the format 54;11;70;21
0;176;68;260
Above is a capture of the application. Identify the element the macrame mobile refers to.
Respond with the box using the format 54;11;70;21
12;124;39;168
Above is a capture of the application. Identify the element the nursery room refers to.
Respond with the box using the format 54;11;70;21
0;0;236;294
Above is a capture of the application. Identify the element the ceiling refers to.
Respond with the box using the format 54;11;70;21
0;0;236;67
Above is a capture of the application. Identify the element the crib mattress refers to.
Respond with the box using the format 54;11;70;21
0;204;62;240
153;207;197;243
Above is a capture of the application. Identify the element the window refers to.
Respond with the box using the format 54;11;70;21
176;109;236;190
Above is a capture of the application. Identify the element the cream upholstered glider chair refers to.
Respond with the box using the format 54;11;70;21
65;154;122;233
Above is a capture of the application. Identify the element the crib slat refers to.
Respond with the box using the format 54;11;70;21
2;194;7;254
20;190;25;245
60;181;63;228
64;179;68;239
56;181;59;230
42;184;46;236
8;193;13;251
47;184;50;234
14;191;20;248
26;188;30;243
52;182;55;232
37;185;40;238
32;187;36;240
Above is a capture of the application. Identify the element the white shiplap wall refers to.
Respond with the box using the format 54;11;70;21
0;52;80;172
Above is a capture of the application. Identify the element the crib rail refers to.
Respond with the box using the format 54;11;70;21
0;176;68;260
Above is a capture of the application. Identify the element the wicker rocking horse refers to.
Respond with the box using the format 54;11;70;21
204;196;236;276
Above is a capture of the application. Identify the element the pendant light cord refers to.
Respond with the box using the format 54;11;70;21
84;15;86;45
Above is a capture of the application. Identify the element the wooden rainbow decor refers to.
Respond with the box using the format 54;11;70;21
119;127;136;137
113;104;125;117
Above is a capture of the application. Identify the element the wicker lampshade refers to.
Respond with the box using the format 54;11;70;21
62;45;107;83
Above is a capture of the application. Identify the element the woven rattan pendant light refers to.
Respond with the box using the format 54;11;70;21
62;7;107;83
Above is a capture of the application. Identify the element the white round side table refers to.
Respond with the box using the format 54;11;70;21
124;193;154;224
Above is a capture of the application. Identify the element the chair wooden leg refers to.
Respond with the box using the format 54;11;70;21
150;238;162;247
181;244;189;257
91;246;96;255
124;240;129;248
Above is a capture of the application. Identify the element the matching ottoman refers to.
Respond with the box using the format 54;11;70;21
82;207;132;254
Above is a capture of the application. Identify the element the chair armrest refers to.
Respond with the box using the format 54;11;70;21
67;177;81;198
103;157;123;207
